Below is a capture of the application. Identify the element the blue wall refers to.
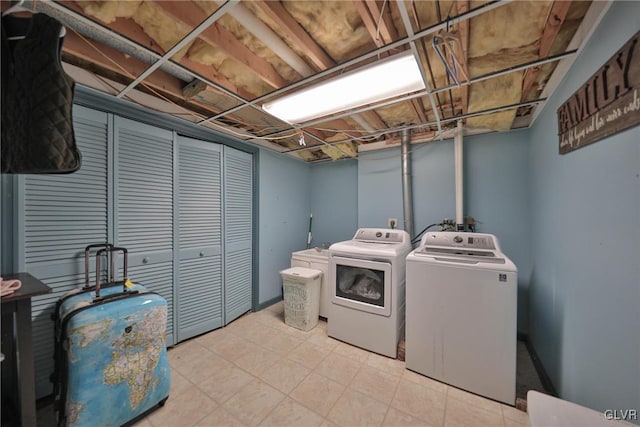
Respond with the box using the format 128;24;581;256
309;159;358;246
358;140;456;232
464;131;532;330
528;1;640;415
257;149;311;305
358;132;532;332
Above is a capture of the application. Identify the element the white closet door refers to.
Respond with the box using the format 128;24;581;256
21;106;109;398
114;117;175;344
176;136;223;341
223;146;253;324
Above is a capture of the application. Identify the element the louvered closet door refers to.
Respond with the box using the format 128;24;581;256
223;146;253;324
19;106;109;398
176;136;223;342
114;117;175;345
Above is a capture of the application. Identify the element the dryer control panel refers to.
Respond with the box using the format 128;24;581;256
354;228;407;244
420;232;497;250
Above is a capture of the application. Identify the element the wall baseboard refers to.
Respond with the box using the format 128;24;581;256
257;295;282;311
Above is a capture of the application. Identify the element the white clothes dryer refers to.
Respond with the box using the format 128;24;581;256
405;232;518;404
328;228;411;358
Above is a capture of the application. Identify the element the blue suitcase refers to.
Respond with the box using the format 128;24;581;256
53;244;171;426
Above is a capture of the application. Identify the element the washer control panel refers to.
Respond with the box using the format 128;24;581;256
421;232;497;250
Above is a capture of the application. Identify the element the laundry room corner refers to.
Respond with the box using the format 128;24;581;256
257;149;311;307
1;0;638;425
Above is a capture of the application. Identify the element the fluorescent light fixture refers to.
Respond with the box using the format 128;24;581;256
262;51;425;124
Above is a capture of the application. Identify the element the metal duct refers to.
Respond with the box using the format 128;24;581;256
401;128;414;239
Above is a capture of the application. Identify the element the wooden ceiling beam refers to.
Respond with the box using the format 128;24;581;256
254;1;334;71
62;1;164;54
364;0;398;44
456;0;471;117
410;99;428;123
63;31;277;136
63;31;186;96
360;111;388;130
321;118;368;139
65;54;219;119
65;1;255;100
540;1;573;56
353;0;384;48
521;1;572;101
151;1;287;89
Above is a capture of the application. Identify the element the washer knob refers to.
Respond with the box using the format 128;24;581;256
453;235;463;243
376;231;382;238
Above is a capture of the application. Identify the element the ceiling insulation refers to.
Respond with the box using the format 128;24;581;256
8;0;602;162
282;1;374;62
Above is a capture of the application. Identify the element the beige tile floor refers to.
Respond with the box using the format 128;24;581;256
38;301;530;427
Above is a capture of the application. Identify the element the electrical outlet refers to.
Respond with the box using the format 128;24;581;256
388;218;398;229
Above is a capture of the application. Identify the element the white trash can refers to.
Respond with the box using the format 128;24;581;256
280;266;322;331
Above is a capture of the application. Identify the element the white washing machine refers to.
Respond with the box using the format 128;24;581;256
328;228;411;358
291;248;330;319
405;232;518;404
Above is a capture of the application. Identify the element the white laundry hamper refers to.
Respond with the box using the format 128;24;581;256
280;266;322;331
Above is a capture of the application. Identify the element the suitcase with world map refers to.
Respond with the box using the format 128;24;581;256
53;244;171;426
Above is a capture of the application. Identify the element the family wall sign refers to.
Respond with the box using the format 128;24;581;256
557;30;639;154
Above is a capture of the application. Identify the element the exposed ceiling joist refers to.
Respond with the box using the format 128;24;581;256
396;0;443;136
117;0;237;98
521;0;572;102
353;0;382;47
9;0;601;161
456;0;471;117
64;31;188;103
530;0;613;125
254;0;334;71
364;0;398;45
152;0;287;89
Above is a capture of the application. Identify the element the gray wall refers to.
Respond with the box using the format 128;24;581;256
357;132;532;333
309;159;359;247
528;1;640;416
257;149;311;305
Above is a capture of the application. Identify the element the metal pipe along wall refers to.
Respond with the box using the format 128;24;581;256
401;128;414;239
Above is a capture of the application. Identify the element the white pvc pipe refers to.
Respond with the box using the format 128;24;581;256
227;3;315;77
351;114;376;133
454;120;464;228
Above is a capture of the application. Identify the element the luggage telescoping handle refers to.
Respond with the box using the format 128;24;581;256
95;246;128;298
84;243;114;289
